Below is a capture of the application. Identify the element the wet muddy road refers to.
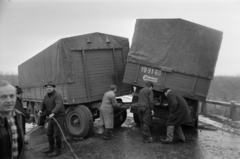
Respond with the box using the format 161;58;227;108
25;113;240;159
25;95;240;159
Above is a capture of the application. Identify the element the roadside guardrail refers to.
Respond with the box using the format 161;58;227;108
202;100;240;121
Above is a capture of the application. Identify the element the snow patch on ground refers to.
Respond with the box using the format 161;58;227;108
26;123;37;133
199;114;240;134
199;115;224;128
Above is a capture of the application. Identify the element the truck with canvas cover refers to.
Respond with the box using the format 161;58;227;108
18;32;132;137
123;19;223;127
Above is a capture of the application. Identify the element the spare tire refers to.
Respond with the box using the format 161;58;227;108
65;105;93;138
114;108;127;127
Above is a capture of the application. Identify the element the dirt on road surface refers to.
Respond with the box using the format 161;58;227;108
25;114;240;159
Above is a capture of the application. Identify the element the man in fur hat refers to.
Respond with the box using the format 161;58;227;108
38;81;65;157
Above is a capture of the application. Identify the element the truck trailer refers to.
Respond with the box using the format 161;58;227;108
18;32;132;137
123;19;223;127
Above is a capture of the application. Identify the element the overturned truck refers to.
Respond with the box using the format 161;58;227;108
123;19;223;127
18;32;132;137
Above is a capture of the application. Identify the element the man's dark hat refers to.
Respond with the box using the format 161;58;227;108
15;86;23;94
44;81;56;88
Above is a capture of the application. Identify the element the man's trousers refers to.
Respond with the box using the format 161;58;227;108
47;116;64;150
138;107;152;140
165;125;186;142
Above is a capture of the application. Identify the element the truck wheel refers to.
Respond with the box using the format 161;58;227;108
114;108;127;127
133;113;140;125
65;105;93;138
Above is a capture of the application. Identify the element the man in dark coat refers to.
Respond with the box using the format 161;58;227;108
161;88;191;143
38;81;65;157
15;86;34;137
138;81;154;143
0;80;26;159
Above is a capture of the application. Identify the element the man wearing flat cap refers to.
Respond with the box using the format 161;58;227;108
161;88;191;144
38;81;65;157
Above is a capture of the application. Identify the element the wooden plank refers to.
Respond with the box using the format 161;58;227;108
123;62;209;101
191;77;198;96
86;49;115;100
194;78;210;96
206;100;231;107
86;70;115;74
166;73;193;87
69;51;89;101
69;48;131;104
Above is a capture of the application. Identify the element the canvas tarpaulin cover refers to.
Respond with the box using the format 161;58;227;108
18;32;129;88
127;19;223;79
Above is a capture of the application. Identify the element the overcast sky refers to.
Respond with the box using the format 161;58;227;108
0;0;240;76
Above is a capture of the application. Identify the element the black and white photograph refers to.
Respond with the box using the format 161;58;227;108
0;0;240;159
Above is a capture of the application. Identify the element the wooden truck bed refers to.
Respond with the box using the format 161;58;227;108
123;62;211;102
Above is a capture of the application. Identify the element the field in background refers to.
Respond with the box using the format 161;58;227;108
207;76;240;120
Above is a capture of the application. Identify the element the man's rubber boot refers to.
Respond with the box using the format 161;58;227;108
43;136;54;153
103;128;113;140
48;149;61;158
55;136;62;152
109;129;114;138
48;136;62;157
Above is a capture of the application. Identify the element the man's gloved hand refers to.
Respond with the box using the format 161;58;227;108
49;113;55;118
30;114;35;118
38;110;42;116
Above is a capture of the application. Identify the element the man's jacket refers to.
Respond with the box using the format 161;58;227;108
166;91;191;127
41;90;65;116
101;90;119;109
138;87;154;110
0;109;25;159
15;97;30;119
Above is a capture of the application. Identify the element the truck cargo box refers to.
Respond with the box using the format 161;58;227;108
123;19;223;102
19;32;132;104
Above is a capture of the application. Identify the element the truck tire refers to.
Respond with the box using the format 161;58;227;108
114;108;127;127
65;105;93;138
133;113;140;125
